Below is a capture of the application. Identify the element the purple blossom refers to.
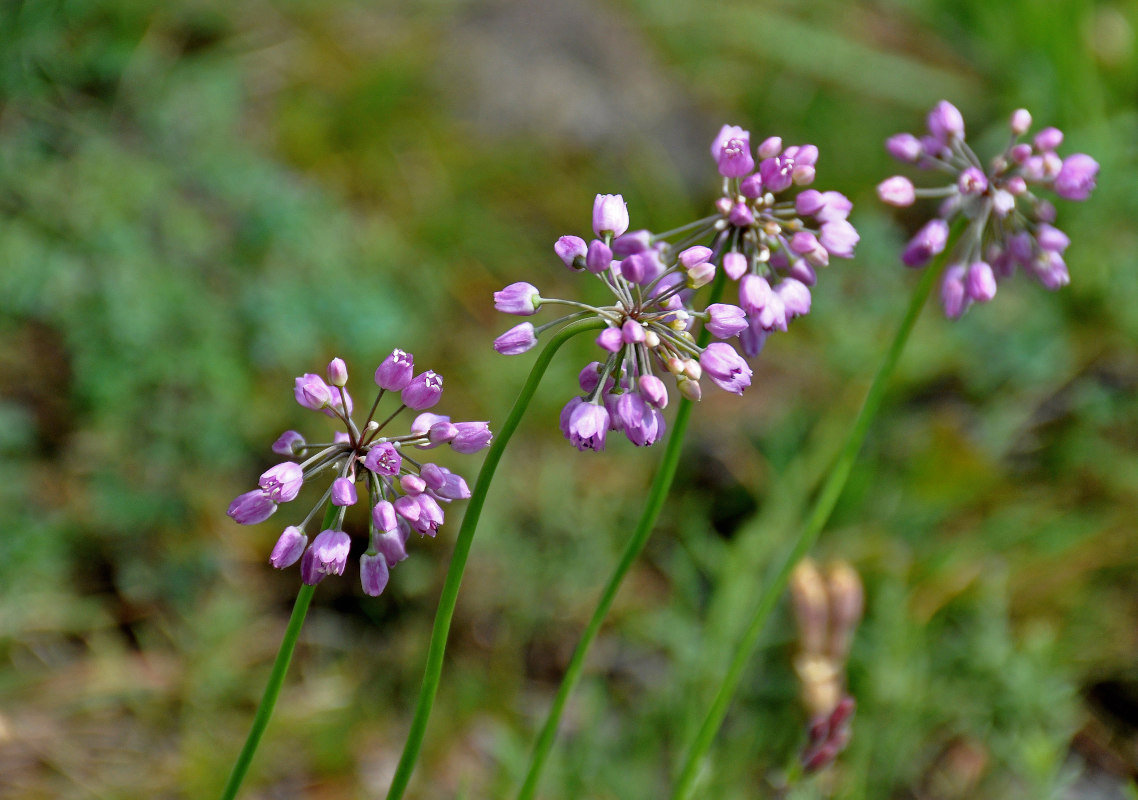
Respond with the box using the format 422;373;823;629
1053;154;1099;201
700;343;753;395
259;462;304;504
427;421;459;447
227;490;277;525
364;442;402;475
373;500;398;532
592;194;629;238
901;219;950;268
494;322;538;355
940;265;968;319
584;239;612;273
294;373;332;411
876;176;915;207
421;463;472;500
375;525;409;567
272;430;305;457
555;235;588;269
881;101;1098;317
596;327;623;353
359;553;390;597
705;303;748;338
270;526;308;568
615;392;665;446
301;529;351;585
327;357;348;388
375;348;414;391
819;220;859;259
715;128;755;178
450;421;492;454
491;124;845;448
566;401;609;451
776;279;812;319
331;477;358;507
494;282;541;316
231;354;483;594
965;261;997;303
402;370;444;410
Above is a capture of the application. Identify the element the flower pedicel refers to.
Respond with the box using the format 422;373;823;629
227;351;490;595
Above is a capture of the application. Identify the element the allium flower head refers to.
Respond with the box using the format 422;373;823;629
491;125;855;449
879;101;1098;318
227;353;490;596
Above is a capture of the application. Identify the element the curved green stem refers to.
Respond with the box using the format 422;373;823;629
385;317;604;800
220;503;340;800
516;274;728;800
671;252;951;799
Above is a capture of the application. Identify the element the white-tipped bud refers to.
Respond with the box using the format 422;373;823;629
677;376;702;402
1010;108;1032;136
683;359;702;381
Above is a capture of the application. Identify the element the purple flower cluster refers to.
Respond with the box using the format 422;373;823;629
878;101;1099;318
492;125;858;451
227;351;491;596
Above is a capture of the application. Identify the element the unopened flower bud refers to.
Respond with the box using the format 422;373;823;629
227;489;277;525
400;474;426;495
494;323;538;356
373;500;398;532
638;375;668;408
554;235;587;269
586;239;613;273
327;357;348;387
677;375;702;401
269;526;308;568
723;251;748;281
1010;108;1032;135
877;175;915;207
597;327;623;353
331;477;358;507
494;282;542;315
451;421;492;454
592;193;629;237
359;553;390;597
621;319;646;344
294;373;332;410
272;430;305;457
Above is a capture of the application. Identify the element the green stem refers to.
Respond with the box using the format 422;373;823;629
220;504;339;800
671;252;951;799
516;273;728;800
385;317;604;800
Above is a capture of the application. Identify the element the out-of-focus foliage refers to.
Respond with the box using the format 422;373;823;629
0;0;1135;797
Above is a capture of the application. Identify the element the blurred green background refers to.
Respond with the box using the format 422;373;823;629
1;0;1136;797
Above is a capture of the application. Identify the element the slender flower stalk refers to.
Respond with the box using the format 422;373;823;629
515;274;726;800
385;318;604;800
672;104;1098;795
219;504;337;800
671;239;953;799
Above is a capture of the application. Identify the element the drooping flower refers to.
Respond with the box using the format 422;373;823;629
879;101;1098;318
228;354;489;596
